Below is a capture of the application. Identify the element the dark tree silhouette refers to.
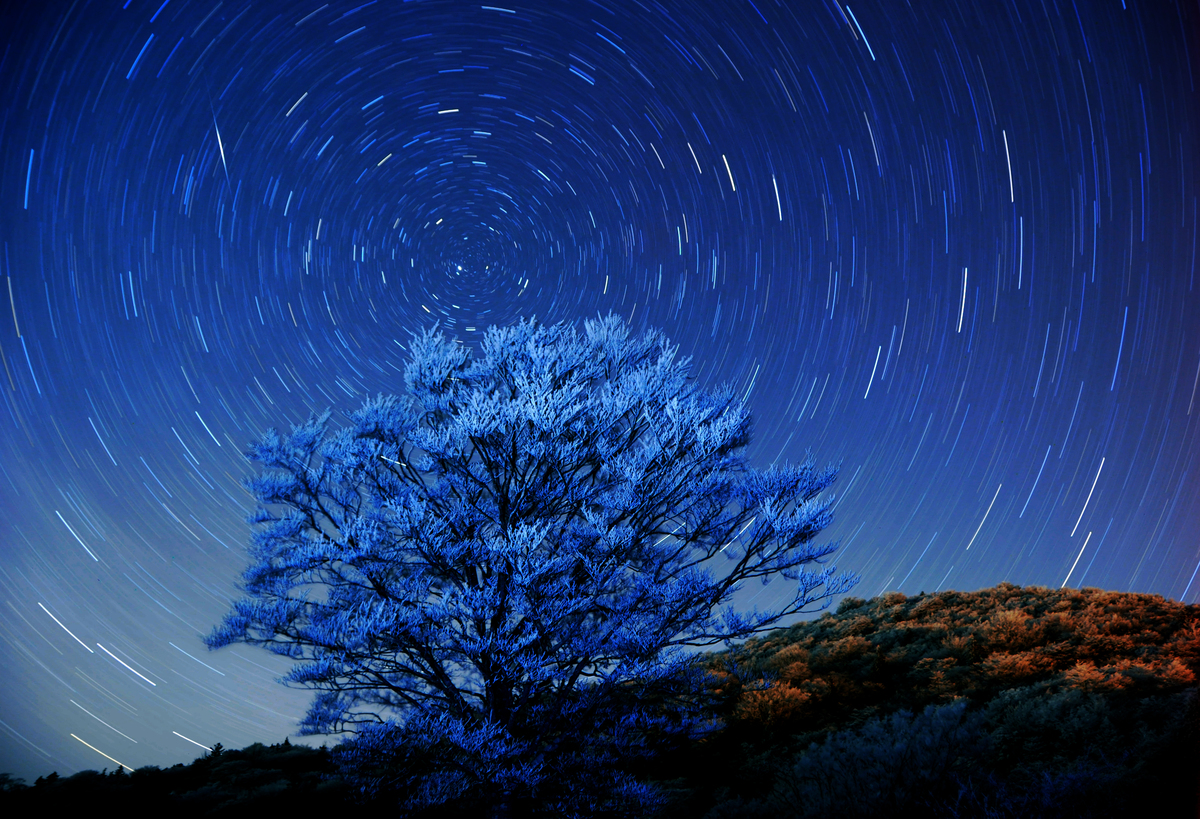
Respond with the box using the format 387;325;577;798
204;315;857;816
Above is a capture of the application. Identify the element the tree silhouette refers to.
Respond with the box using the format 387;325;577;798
204;315;857;816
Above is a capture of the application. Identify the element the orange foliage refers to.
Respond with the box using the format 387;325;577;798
980;650;1054;682
695;582;1200;737
733;683;813;726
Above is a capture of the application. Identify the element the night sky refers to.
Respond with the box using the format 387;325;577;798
1;0;1198;784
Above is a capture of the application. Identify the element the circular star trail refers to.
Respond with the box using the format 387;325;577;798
1;0;1197;782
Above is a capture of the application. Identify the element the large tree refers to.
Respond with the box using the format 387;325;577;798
204;315;858;816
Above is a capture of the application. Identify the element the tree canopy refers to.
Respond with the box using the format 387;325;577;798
204;315;857;816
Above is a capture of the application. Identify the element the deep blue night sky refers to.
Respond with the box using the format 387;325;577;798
1;0;1197;783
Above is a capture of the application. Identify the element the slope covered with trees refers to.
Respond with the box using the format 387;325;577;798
4;583;1198;817
654;582;1200;818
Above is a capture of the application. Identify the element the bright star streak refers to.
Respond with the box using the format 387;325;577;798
71;734;134;771
38;602;94;651
97;643;158;686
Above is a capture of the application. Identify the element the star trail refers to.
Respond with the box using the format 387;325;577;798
1;0;1197;783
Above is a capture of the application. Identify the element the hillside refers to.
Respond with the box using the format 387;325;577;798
4;583;1198;818
652;582;1200;818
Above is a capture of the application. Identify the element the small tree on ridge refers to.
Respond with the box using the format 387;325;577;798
204;315;858;816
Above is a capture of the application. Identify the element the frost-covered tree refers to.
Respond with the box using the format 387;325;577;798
204;315;858;817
